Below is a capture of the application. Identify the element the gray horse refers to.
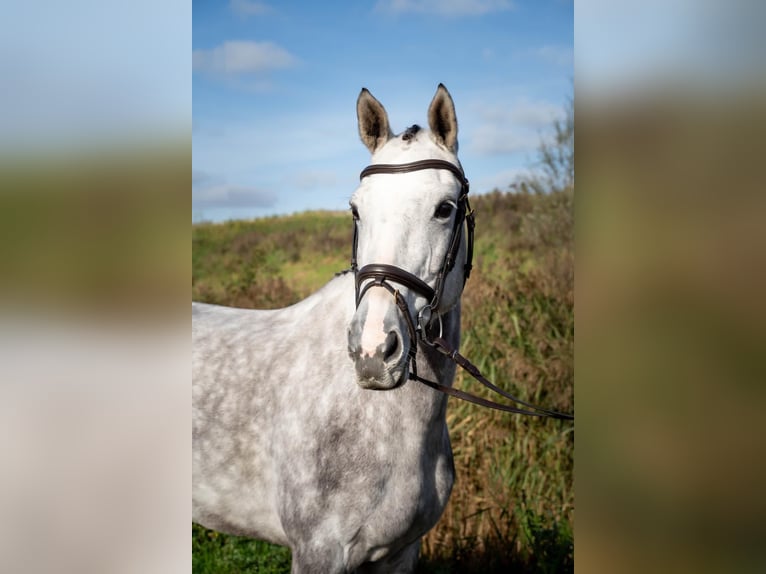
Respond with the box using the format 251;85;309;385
193;84;471;573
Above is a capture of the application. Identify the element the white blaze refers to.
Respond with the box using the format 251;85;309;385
359;289;390;357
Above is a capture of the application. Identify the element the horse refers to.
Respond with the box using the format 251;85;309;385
193;84;474;573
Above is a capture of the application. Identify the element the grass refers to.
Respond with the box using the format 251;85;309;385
192;188;574;573
193;524;291;574
192;210;350;308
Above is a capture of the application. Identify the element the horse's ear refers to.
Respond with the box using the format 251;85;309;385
357;88;393;153
428;83;458;153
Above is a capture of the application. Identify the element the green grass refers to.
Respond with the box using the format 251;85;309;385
193;210;350;308
193;524;291;574
192;188;574;573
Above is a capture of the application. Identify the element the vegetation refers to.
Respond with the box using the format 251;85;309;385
192;102;573;573
192;189;573;573
418;187;573;573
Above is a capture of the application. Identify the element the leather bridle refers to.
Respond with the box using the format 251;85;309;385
352;159;474;336
350;159;573;421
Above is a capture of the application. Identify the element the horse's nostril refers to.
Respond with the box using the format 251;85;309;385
383;330;400;362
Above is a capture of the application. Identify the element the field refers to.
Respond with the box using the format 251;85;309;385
192;187;574;573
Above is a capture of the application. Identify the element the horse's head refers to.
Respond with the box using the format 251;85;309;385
347;84;473;390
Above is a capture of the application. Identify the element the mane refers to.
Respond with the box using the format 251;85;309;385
401;124;421;142
371;122;457;165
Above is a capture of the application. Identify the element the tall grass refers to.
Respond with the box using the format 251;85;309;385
192;187;574;573
419;188;573;573
192;210;351;309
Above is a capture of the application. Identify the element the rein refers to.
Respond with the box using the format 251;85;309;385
353;159;574;422
414;338;574;420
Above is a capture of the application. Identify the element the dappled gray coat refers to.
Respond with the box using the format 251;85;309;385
193;85;468;574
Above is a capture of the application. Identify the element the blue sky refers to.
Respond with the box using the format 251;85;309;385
193;0;573;222
0;0;190;154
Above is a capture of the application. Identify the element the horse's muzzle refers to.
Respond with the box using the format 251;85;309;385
350;330;407;390
347;302;410;390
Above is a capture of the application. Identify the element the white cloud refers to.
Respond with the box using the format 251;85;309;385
193;184;277;209
375;0;514;16
193;41;297;76
288;170;340;190
229;0;272;16
467;100;562;155
470;128;540;155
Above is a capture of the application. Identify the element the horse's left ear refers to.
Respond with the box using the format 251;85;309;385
357;88;393;153
428;83;458;153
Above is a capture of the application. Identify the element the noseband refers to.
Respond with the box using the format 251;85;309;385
351;159;474;339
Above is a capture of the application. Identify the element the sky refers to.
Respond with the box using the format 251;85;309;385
192;0;573;222
0;0;190;154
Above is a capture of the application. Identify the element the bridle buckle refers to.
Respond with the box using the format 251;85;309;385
417;305;442;346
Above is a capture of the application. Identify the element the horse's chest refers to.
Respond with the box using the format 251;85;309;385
276;411;454;551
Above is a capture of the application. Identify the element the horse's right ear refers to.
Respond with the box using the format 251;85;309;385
357;88;393;153
428;83;458;153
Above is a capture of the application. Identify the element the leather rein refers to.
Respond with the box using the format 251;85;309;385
352;159;573;421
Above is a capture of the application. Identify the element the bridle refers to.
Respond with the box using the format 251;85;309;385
350;159;573;421
352;159;474;338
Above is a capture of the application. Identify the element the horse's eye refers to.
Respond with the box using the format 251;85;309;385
434;202;454;220
350;205;360;221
